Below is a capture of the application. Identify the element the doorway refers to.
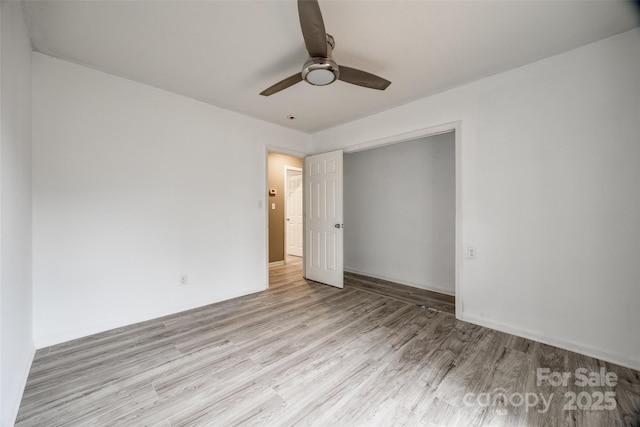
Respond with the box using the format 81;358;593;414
343;132;456;297
267;152;303;268
266;124;460;314
284;166;303;257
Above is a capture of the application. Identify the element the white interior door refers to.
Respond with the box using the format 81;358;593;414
285;168;303;257
304;150;343;288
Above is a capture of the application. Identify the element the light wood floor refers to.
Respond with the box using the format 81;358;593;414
344;272;455;315
16;258;640;426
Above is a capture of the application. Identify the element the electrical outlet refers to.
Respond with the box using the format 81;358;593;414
179;274;188;286
466;247;477;260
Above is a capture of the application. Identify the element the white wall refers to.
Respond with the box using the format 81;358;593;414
32;53;310;347
344;133;455;295
0;2;34;425
313;29;640;370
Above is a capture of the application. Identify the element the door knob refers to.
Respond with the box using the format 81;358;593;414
335;224;340;228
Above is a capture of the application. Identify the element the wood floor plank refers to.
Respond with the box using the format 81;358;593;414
17;345;180;425
344;272;455;314
16;259;640;426
19;342;180;412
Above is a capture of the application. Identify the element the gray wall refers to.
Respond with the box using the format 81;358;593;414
344;132;455;295
315;29;640;370
1;2;34;425
31;53;308;347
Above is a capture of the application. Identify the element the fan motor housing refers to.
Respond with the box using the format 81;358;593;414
302;58;340;86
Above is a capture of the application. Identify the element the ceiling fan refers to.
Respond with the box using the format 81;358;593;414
260;0;391;96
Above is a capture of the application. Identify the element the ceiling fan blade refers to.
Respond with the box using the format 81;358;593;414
260;73;303;96
338;66;391;90
298;0;327;58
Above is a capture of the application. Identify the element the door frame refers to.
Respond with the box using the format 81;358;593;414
264;146;306;289
340;121;463;316
283;166;303;259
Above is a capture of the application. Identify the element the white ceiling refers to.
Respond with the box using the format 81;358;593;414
24;1;639;133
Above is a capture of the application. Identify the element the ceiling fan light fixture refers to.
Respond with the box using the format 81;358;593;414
302;58;339;86
259;1;390;96
306;68;335;86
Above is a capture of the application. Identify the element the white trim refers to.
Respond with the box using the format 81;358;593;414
342;121;459;154
341;121;463;317
344;267;455;296
269;260;285;267
263;146;270;290
265;144;307;159
284;166;303;258
302;156;307;280
460;312;640;372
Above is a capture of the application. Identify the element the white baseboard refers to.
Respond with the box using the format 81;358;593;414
459;312;640;372
4;344;35;427
34;285;266;348
343;267;455;296
269;261;285;267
